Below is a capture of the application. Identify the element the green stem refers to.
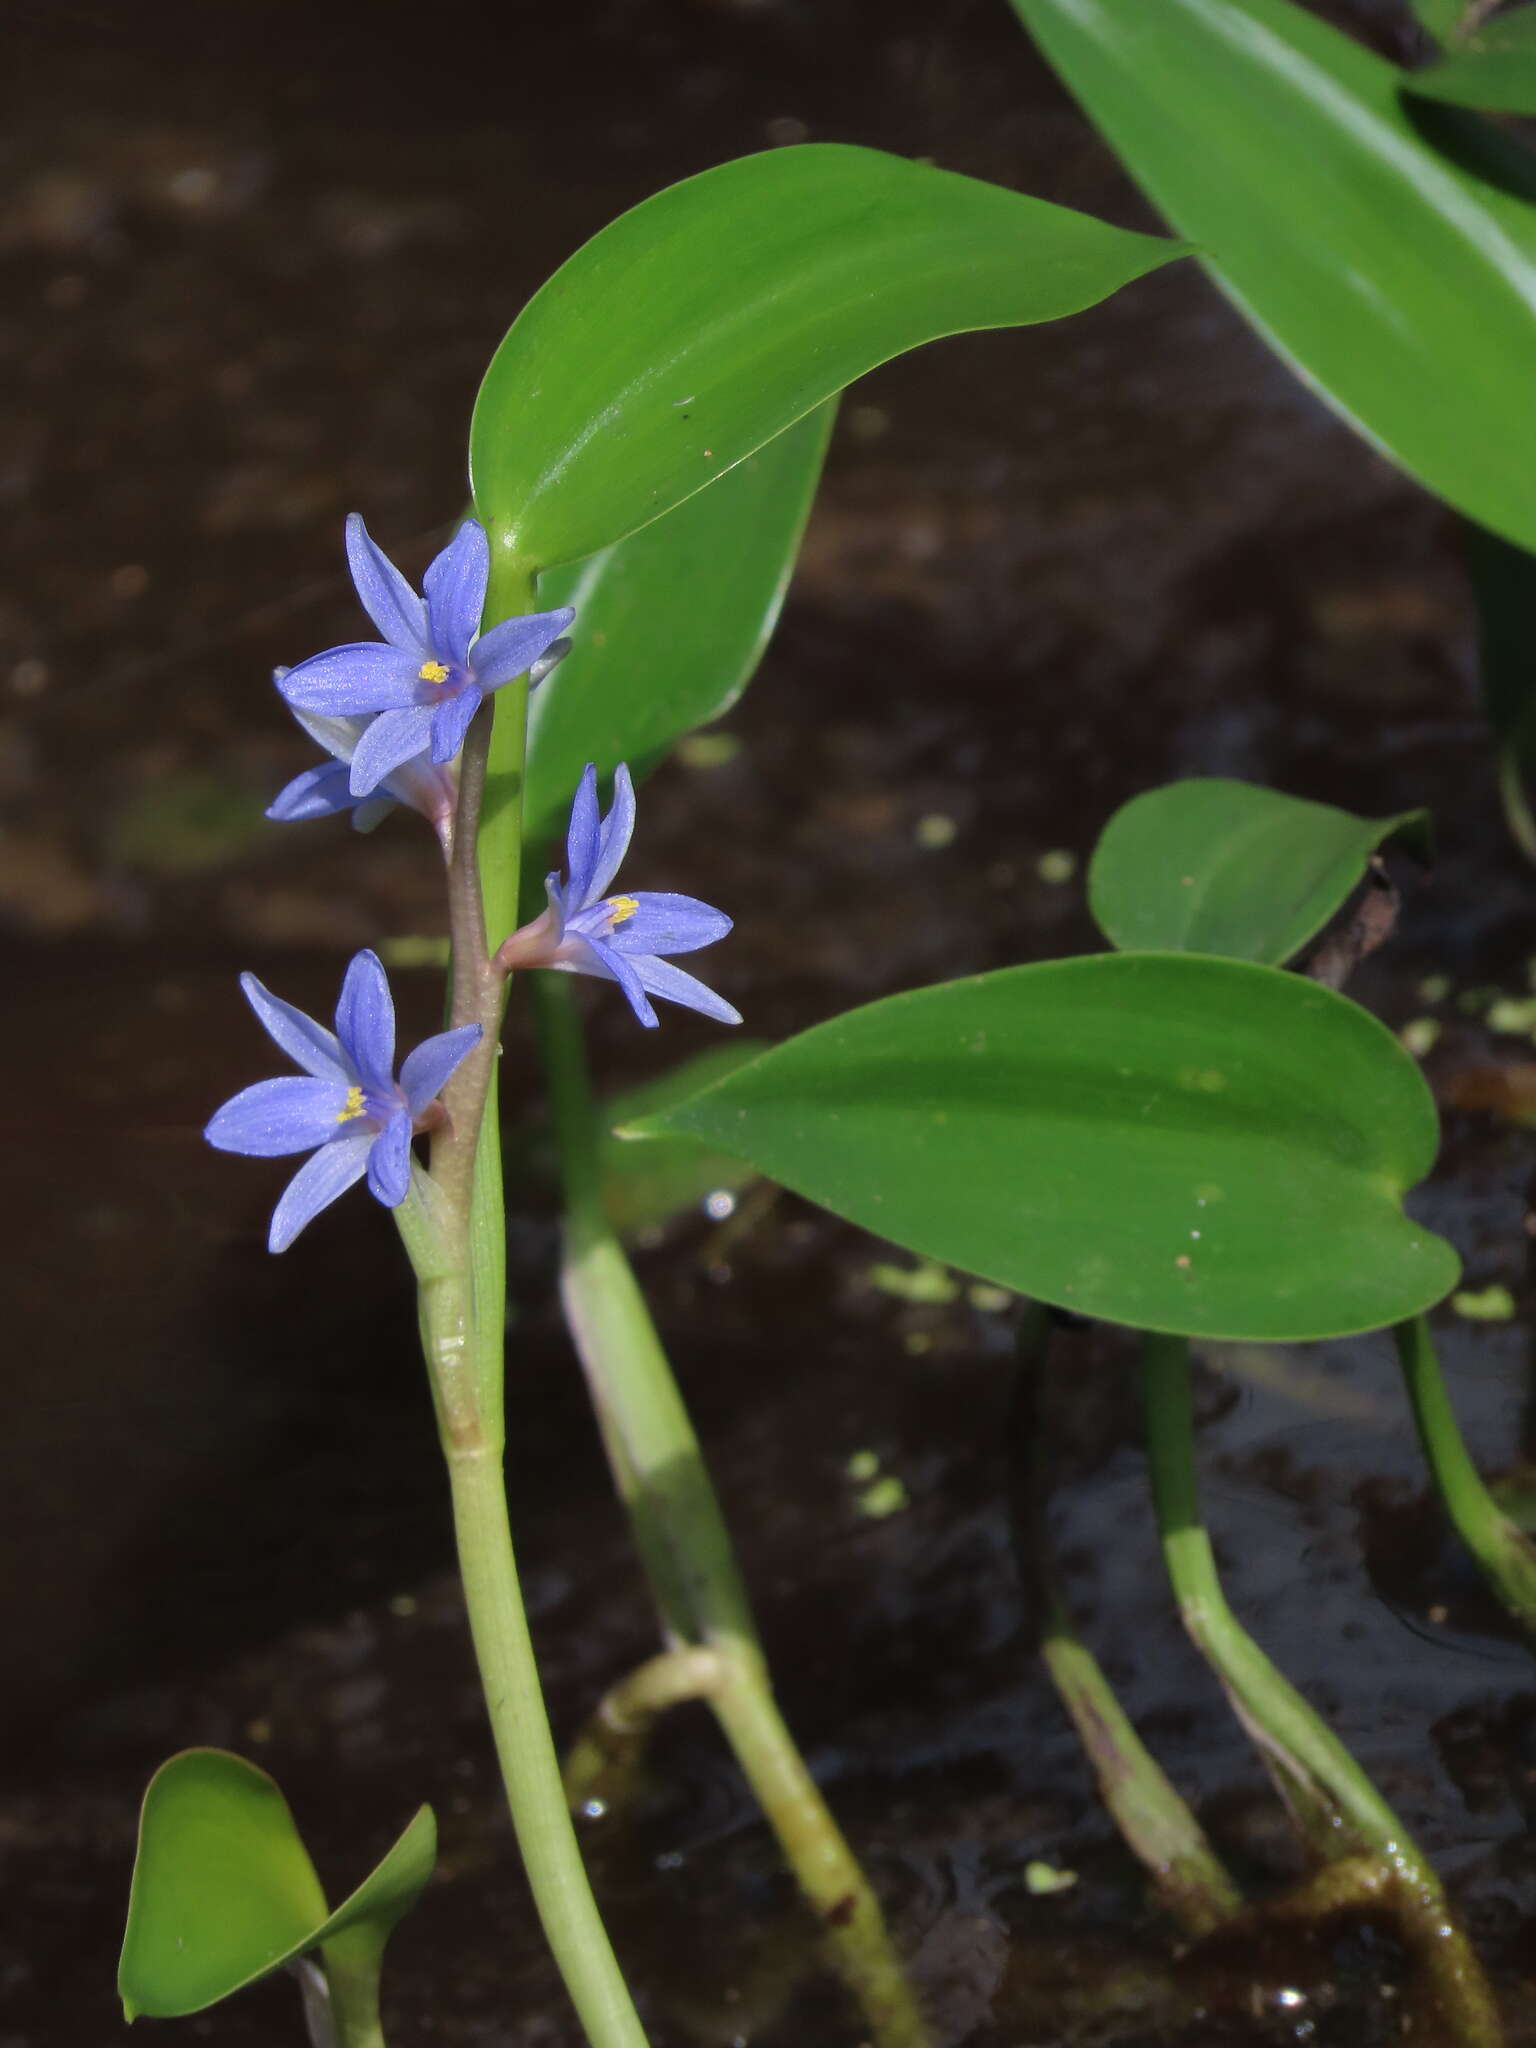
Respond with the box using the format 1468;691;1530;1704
446;1438;649;2048
532;970;930;2048
1496;747;1536;868
1141;1333;1502;2047
1014;1308;1242;1936
395;678;649;2048
318;1937;387;2048
564;1648;726;1812
1395;1314;1536;1630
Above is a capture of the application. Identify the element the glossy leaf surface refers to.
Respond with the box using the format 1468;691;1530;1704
1012;0;1536;553
629;955;1458;1340
471;144;1180;573
599;1037;770;1236
1409;7;1536;110
523;403;833;885
1088;778;1428;964
119;1748;434;2020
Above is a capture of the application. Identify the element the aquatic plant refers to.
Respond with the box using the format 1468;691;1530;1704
119;6;1536;2037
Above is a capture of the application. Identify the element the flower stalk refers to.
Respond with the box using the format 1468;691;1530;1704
395;682;650;2048
532;969;929;2048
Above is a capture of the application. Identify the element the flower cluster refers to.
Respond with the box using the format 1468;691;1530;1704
210;517;739;1249
206;951;480;1252
497;762;740;1029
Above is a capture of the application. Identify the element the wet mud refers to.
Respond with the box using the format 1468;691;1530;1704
3;1;1535;2042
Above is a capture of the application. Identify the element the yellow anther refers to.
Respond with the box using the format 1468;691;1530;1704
336;1084;366;1123
418;660;450;684
608;895;640;927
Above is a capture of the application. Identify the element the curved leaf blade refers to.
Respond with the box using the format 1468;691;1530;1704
628;955;1458;1341
119;1748;434;2021
523;402;834;883
1088;778;1428;963
119;1750;329;2020
1011;0;1536;553
470;143;1182;573
1409;8;1536;112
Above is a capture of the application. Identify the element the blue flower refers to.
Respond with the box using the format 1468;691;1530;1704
265;695;461;846
276;516;574;799
496;763;740;1029
205;949;481;1252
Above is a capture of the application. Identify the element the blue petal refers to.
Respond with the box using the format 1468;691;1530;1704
205;1075;353;1156
349;705;436;797
346;513;430;654
269;1133;373;1252
399;1023;482;1115
602;891;731;957
587;762;636;902
286;704;371;765
469;606;577;692
335;949;396;1088
366;1110;413;1207
572;936;659;1028
280;643;424;717
351;794;396;833
239;973;348;1080
430;683;482;764
529;637;572;688
565;763;601;907
631;954;742;1027
422;520;489;667
266;761;358;823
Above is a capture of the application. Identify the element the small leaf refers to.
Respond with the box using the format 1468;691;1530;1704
119;1749;434;2021
522;403;834;889
1012;0;1536;554
1407;6;1536;110
1088;779;1428;963
627;955;1458;1342
471;144;1181;575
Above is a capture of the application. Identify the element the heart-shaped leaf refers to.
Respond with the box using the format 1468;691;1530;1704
1011;0;1536;554
119;1748;434;2021
1407;6;1536;112
470;143;1181;575
521;403;834;897
1088;778;1428;963
626;954;1458;1341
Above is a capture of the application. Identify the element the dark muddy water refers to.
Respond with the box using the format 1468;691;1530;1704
4;1;1536;2042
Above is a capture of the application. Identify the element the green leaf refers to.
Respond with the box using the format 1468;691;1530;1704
1411;0;1469;43
1408;6;1536;110
119;1749;434;2021
600;1038;771;1236
523;403;834;886
470;144;1182;575
627;955;1458;1341
1011;0;1536;554
1088;778;1428;964
1464;521;1536;860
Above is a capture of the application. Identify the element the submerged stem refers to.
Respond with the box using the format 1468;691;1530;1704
1140;1332;1503;2047
1395;1314;1536;1632
1013;1307;1243;1937
533;970;929;2048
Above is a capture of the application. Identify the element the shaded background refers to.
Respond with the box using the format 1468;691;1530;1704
6;0;1536;2041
